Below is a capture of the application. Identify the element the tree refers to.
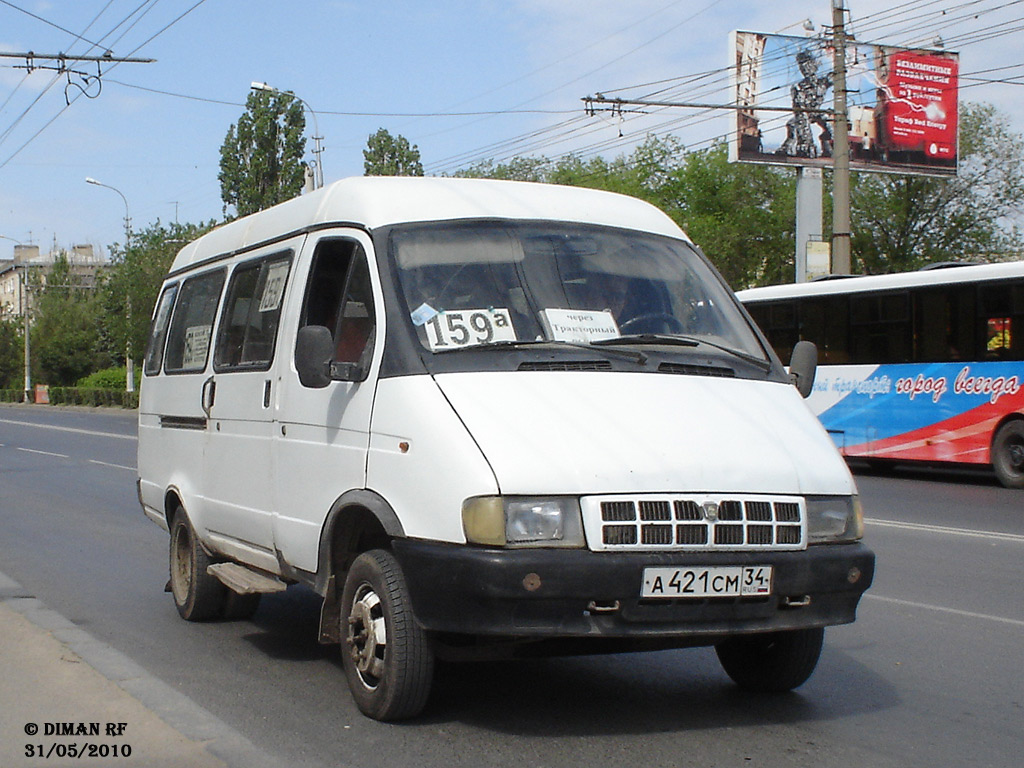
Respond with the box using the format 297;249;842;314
100;219;218;375
0;310;22;389
851;101;1024;273
363;128;424;176
219;90;307;218
31;253;110;386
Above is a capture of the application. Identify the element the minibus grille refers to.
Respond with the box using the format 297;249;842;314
585;494;806;551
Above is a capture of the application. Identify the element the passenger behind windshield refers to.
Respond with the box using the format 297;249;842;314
390;222;765;359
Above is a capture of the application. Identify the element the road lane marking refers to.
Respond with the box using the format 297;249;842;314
0;417;136;441
866;517;1024;544
866;594;1024;628
89;459;137;472
16;447;69;459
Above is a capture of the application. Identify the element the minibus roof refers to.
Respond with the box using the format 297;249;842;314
170;176;690;273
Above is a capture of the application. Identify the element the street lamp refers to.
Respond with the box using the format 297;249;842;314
250;81;324;189
86;177;135;393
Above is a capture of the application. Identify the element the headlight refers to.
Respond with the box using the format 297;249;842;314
806;495;864;544
462;496;585;548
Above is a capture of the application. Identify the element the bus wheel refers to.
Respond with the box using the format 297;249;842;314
715;627;824;692
169;510;226;621
992;421;1024;489
340;550;434;721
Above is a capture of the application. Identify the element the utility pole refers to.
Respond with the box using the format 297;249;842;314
831;0;852;274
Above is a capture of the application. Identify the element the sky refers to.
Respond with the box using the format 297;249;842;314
1;0;1022;259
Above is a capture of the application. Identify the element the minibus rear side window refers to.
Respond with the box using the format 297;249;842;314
164;269;226;374
214;254;292;372
144;283;178;376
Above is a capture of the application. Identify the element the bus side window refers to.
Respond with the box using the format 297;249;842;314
164;270;226;374
979;282;1024;360
214;255;292;371
299;239;376;378
144;283;178;376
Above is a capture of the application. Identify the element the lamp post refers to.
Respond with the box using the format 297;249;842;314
250;81;324;189
86;177;135;393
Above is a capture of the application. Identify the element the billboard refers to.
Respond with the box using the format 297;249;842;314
729;31;959;177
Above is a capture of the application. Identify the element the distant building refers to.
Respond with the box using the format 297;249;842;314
0;243;106;318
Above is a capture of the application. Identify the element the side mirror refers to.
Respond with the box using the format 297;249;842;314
295;325;333;389
789;340;818;399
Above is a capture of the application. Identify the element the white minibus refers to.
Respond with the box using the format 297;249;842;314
138;176;874;720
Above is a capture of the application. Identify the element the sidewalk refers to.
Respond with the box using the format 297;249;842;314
0;575;273;768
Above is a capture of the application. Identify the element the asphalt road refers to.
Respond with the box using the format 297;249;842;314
1;404;1022;768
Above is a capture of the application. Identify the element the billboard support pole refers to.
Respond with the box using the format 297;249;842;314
796;167;824;282
831;0;852;274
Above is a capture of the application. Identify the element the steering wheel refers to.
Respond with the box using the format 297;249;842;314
619;313;685;334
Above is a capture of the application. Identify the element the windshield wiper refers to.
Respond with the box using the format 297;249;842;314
434;338;647;364
592;334;771;370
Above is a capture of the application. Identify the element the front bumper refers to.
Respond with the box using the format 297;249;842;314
392;539;874;641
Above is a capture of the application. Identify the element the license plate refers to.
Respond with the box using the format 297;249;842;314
641;566;773;599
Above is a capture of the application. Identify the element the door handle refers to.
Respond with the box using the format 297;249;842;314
201;376;216;418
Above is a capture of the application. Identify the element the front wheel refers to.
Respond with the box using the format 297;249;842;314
340;549;434;721
169;509;226;621
992;420;1024;489
715;627;824;692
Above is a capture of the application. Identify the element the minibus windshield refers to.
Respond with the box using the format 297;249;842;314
390;221;766;361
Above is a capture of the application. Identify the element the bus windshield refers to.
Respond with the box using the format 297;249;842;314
390;221;765;360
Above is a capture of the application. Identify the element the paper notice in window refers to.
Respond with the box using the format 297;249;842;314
541;308;620;343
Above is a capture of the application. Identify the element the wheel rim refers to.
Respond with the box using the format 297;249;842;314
347;583;387;689
170;522;192;604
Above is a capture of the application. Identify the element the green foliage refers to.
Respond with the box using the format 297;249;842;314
76;365;140;389
47;387;139;409
0;311;22;389
850;102;1024;273
100;219;217;371
219;89;308;217
363;128;424;176
455;135;795;289
31;253;111;386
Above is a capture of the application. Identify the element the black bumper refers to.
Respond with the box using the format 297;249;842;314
392;539;874;641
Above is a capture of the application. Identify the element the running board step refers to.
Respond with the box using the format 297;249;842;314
207;563;287;595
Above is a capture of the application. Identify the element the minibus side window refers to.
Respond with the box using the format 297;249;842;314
214;254;292;372
299;240;375;378
164;270;226;374
144;283;178;376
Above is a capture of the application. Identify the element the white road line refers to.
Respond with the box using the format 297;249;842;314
866;517;1024;544
88;459;137;472
0;417;136;441
16;447;69;459
866;594;1024;628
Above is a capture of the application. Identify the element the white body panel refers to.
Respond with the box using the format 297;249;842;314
432;372;853;498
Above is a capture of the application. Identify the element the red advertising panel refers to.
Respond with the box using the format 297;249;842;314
884;50;959;160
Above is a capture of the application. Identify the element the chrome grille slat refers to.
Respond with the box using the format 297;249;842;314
587;495;806;552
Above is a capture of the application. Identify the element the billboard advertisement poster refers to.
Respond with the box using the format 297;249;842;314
729;30;959;177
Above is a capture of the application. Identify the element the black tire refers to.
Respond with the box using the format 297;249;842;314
169;509;227;621
340;549;434;721
715;627;824;692
992;421;1024;489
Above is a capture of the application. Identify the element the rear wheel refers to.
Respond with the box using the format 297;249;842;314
340;549;434;721
715;627;824;692
169;509;227;621
992;420;1024;489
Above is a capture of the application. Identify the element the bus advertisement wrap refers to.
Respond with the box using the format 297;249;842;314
730;30;959;177
812;363;1024;463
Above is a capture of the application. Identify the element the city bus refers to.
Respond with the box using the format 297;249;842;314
737;261;1024;488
